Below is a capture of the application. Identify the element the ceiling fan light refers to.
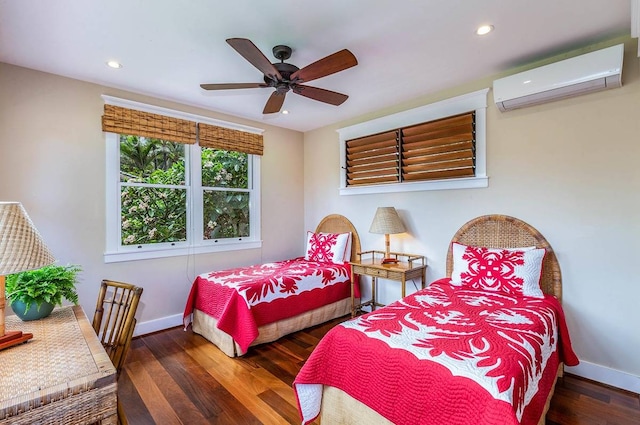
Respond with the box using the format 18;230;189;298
476;25;494;36
281;110;289;115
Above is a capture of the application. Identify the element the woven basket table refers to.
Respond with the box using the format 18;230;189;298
0;306;117;424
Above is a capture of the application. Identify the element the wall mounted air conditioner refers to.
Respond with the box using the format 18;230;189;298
493;43;624;112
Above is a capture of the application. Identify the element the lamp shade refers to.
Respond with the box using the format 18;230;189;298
0;202;55;275
369;207;406;235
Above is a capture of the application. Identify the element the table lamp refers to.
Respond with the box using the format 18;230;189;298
0;202;55;350
369;207;406;264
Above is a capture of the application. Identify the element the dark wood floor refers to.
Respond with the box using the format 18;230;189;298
119;316;640;425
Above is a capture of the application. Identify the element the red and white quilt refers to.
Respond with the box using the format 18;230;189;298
183;257;355;353
294;278;578;425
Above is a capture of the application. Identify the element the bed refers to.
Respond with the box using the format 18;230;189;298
183;214;361;357
293;214;579;425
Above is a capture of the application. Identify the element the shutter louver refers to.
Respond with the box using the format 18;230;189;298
402;113;475;182
346;130;399;186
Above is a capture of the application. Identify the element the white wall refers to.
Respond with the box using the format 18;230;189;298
0;63;305;333
303;39;640;392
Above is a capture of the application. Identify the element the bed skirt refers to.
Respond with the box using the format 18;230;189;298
192;297;353;357
319;363;563;425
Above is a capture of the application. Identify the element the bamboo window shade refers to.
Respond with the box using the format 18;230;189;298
102;105;263;155
102;105;197;144
345;112;475;187
198;123;263;156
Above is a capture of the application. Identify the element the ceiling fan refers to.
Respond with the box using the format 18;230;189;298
200;38;358;114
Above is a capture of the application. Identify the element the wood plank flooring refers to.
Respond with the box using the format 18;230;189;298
118;316;640;424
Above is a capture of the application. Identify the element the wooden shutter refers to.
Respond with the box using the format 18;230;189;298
344;112;475;187
102;105;196;144
346;130;400;186
198;123;263;156
401;112;475;181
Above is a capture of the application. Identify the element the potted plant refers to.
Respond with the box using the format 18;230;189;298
5;264;81;321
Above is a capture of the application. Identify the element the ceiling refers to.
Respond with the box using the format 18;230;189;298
0;1;633;132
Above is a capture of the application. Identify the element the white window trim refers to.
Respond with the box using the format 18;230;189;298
338;88;489;195
103;96;263;263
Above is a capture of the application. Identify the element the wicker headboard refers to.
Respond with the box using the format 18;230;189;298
445;214;562;301
315;214;361;263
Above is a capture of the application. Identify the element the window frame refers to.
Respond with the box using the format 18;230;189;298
103;96;262;263
338;88;489;195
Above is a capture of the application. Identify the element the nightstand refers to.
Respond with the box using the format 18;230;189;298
349;250;426;317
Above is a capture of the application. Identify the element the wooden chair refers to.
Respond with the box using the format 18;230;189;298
92;279;143;425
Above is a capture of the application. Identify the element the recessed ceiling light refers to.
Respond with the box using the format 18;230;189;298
476;25;494;36
106;60;123;69
281;110;289;115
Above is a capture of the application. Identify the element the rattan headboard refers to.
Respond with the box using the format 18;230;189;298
315;214;361;263
445;214;562;301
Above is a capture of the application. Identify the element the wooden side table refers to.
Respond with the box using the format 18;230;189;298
349;250;426;317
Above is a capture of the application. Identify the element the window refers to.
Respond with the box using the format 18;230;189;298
119;136;188;246
102;97;263;263
338;89;489;195
200;147;251;240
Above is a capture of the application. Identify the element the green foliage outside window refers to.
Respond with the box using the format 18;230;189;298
203;190;250;239
120;186;187;245
119;135;249;246
202;148;250;240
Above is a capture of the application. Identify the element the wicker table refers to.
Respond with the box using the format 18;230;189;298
0;305;117;424
350;250;427;317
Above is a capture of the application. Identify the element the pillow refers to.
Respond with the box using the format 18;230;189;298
305;232;352;264
450;242;546;298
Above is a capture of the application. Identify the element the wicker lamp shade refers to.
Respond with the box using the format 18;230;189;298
369;207;406;235
369;207;406;263
0;202;55;348
0;202;55;275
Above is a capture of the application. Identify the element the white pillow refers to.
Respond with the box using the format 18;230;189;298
305;232;352;264
451;242;546;298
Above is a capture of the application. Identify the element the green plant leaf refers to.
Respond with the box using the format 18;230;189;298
5;264;81;311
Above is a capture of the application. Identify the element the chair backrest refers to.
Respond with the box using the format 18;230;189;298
92;279;143;373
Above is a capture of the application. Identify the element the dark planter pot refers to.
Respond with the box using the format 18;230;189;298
11;300;55;321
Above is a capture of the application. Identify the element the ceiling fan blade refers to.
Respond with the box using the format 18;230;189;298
200;83;267;90
263;91;287;114
290;49;357;83
226;38;282;81
292;85;348;106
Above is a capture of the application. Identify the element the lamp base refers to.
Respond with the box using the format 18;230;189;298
381;257;399;264
0;330;33;351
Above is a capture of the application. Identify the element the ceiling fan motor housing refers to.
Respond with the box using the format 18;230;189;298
264;62;299;86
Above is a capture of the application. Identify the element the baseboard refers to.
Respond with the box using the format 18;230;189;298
134;313;184;337
135;314;640;395
566;361;640;394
